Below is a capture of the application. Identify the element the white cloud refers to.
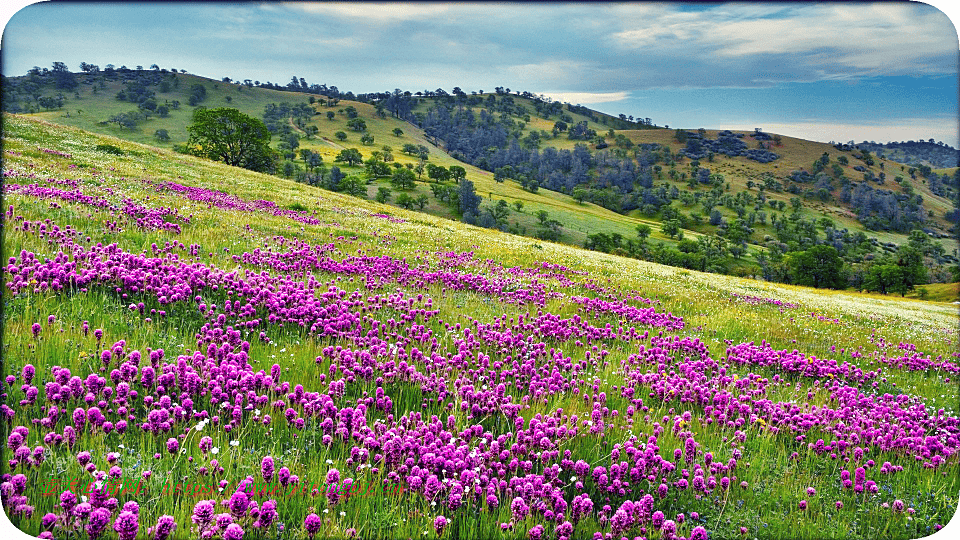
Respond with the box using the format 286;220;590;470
503;60;586;83
610;3;957;80
279;2;452;22
540;91;630;105
719;117;959;147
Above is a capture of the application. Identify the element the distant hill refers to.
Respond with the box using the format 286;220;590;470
4;64;958;290
854;140;959;169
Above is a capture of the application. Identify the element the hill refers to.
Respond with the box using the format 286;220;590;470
4;66;958;291
855;139;959;169
2;113;958;540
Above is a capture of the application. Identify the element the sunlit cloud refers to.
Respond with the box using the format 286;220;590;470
723;117;960;146
540;91;630;105
279;2;453;22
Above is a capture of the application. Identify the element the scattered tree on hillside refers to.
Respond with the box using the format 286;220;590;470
788;245;846;289
335;148;363;166
186;108;277;173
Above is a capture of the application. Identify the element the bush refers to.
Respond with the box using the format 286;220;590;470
95;144;125;155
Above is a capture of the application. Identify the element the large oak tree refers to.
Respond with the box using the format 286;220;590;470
187;108;277;173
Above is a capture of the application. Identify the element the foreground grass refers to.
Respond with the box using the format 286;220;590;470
2;114;957;539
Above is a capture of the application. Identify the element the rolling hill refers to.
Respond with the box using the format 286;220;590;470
4;66;957;287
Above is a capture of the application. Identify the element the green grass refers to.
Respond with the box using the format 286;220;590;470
2;114;958;540
19;72;957;263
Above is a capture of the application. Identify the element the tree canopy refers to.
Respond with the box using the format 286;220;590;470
186;108;277;173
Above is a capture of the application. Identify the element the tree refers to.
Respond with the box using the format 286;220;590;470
335;148;363;166
788;245;846;289
426;164;450;183
390;168;416;190
635;224;652;241
863;264;905;295
458;179;482;217
396;193;415;209
360;133;375;145
186;108;277;172
365;158;391;179
895;245;928;294
188;84;207;106
327;111;336;121
486;199;510;227
393;128;404;137
448;165;466;183
375;187;391;203
154;129;170;142
51;61;77;90
347;117;367;131
341;176;366;197
335;131;347;141
661;219;683;239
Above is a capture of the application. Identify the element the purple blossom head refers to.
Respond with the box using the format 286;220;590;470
22;365;35;385
166;438;179;454
652;511;665;529
223;523;244;540
892;499;905;513
191;500;215;526
41;512;58;530
153;515;177;540
511;497;529;521
434;515;448;536
257;500;277;528
86;507;112;539
6;431;24;450
304;513;322;538
228;490;249;518
261;456;275;482
59;490;78;512
112;510;139;540
73;502;92;520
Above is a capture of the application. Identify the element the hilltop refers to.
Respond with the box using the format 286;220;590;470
3;65;957;294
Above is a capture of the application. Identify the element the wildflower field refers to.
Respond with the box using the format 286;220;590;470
1;114;958;539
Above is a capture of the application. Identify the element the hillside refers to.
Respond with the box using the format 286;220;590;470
2;113;958;540
5;67;958;288
855;140;959;169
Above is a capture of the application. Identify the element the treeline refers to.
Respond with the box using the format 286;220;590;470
584;213;956;296
855;139;959;169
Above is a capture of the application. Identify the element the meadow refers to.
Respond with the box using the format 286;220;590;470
26;70;956;260
1;113;958;539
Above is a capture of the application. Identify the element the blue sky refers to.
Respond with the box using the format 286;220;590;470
2;1;958;146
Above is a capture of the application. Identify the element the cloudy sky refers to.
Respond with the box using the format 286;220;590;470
2;1;958;146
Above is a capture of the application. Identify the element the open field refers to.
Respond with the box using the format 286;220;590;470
2;114;958;540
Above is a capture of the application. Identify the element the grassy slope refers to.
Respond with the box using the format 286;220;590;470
22;73;958;256
3;114;958;539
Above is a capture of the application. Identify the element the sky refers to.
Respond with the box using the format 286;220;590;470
1;1;959;147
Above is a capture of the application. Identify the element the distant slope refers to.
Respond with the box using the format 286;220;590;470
6;68;958;275
856;140;959;169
